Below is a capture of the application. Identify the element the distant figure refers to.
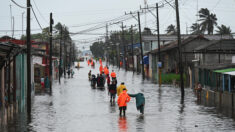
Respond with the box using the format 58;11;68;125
117;82;127;96
91;74;97;87
111;70;116;80
71;69;74;78
120;61;123;67
195;83;202;100
88;70;92;80
41;78;45;88
107;74;111;87
117;88;131;116
67;69;71;78
99;65;103;74
109;81;117;103
128;93;145;114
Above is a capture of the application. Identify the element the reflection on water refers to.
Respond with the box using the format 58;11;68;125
118;117;127;132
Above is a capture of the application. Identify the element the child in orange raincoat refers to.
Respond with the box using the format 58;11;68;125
117;88;131;116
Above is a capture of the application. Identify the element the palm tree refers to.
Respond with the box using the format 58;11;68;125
165;24;177;35
198;8;217;35
216;24;232;35
190;23;203;34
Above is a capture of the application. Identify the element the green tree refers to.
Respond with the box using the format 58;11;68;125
198;8;217;35
190;23;203;34
165;24;177;35
90;41;105;58
216;24;232;35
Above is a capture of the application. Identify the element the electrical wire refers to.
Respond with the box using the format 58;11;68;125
32;0;49;24
10;0;28;9
31;6;43;30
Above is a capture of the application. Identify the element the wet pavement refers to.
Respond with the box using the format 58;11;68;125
2;61;235;131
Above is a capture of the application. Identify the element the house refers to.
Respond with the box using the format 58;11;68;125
0;41;32;125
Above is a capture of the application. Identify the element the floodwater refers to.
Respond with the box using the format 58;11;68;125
2;62;235;132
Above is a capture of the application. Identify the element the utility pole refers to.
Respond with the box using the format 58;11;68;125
22;12;25;39
26;0;31;115
175;0;184;97
114;33;120;68
137;12;145;80
121;22;127;71
70;41;72;67
63;26;66;78
49;13;53;93
156;3;162;87
131;25;134;73
59;26;62;84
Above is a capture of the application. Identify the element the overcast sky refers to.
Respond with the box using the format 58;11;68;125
1;0;235;50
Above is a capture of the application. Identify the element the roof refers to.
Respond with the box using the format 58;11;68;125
214;68;235;76
142;34;233;42
224;71;235;76
196;63;235;70
214;68;235;73
0;42;22;68
150;35;209;54
195;39;235;51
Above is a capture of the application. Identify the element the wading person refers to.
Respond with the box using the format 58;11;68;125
117;88;130;116
128;93;145;114
111;70;116;80
117;82;127;96
109;80;117;103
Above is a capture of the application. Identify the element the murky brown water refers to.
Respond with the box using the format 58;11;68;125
1;62;235;131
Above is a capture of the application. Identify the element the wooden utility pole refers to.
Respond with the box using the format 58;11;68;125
137;11;145;80
63;26;66;78
156;3;162;87
49;13;53;93
175;0;184;97
26;0;31;115
131;25;134;73
121;22;127;71
69;41;72;67
59;26;62;84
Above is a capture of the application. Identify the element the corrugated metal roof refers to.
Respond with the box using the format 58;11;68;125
214;68;235;73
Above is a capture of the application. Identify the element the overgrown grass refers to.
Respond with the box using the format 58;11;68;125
161;73;186;84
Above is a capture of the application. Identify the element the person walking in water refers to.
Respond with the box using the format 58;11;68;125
108;80;117;103
110;70;116;80
128;93;145;114
117;88;130;116
117;82;127;96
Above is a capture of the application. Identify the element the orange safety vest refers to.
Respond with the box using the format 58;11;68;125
111;72;116;78
99;65;103;72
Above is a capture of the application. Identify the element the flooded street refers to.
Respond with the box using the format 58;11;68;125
2;62;235;132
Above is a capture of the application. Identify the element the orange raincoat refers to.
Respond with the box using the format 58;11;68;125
117;90;131;107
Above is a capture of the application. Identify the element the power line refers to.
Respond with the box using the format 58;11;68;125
31;6;43;30
10;0;28;9
32;0;48;24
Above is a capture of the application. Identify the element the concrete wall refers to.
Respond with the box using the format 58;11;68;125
221;92;233;109
200;89;235;112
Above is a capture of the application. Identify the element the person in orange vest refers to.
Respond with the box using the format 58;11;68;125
120;61;123;67
104;67;109;76
117;88;131;116
87;60;90;66
111;70;116;80
99;58;102;65
99;65;103;74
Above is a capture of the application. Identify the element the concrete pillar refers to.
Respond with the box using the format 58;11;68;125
223;74;225;91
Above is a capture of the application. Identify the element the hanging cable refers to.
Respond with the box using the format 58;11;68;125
11;0;28;9
31;6;43;30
